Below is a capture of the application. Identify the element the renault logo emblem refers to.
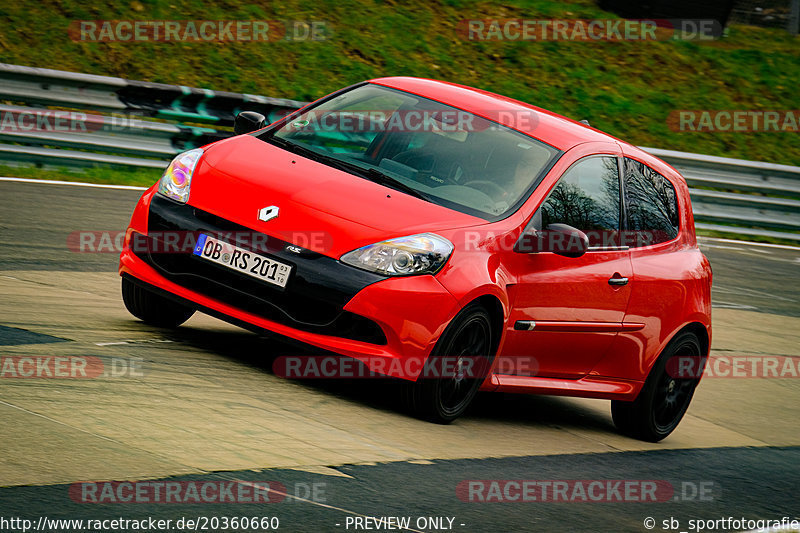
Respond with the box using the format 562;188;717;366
258;206;279;222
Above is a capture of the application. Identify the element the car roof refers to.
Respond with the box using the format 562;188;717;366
369;76;618;152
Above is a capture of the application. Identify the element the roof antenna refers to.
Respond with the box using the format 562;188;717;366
579;119;590;126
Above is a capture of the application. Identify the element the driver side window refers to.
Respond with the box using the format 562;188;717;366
538;156;621;248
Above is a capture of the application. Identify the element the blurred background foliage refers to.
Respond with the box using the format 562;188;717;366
0;0;798;164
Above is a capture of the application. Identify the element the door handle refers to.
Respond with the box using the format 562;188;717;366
608;275;629;286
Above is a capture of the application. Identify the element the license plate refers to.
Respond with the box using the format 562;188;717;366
192;234;292;288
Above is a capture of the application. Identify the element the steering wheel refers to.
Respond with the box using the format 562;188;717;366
463;180;508;202
392;152;467;187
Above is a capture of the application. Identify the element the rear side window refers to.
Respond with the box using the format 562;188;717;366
539;155;621;247
623;158;679;246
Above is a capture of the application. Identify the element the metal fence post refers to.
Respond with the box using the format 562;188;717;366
790;0;800;35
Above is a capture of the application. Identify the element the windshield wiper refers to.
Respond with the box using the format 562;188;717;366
265;135;327;163
265;135;433;203
330;161;433;202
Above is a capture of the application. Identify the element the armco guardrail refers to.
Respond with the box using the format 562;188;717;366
0;62;305;167
0;63;305;125
643;147;800;241
1;63;799;242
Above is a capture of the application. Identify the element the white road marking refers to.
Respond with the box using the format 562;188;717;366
713;302;759;310
1;179;798;253
0;399;200;472
699;241;774;254
288;466;355;478
0;176;148;191
698;236;800;251
95;339;174;346
714;285;798;303
0;399;119;443
701;242;800;264
739;526;800;533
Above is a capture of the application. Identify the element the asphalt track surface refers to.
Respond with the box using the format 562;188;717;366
0;179;798;533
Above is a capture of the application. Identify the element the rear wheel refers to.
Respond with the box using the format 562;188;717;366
612;331;702;442
121;277;195;328
407;304;494;424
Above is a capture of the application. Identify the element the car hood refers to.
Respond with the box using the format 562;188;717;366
188;135;486;258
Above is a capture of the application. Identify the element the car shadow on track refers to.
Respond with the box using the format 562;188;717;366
149;324;617;434
468;392;616;432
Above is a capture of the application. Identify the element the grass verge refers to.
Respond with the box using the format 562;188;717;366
0;0;798;164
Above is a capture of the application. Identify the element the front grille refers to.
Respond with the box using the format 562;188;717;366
135;195;387;345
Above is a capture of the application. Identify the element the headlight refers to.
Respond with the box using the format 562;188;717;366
157;148;203;203
341;233;454;276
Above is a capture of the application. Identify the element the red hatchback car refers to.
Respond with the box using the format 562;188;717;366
119;77;712;441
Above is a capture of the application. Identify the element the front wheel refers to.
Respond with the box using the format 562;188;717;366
611;331;703;442
407;304;495;424
122;277;195;328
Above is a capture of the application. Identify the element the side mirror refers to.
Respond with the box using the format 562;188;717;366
234;111;266;135
514;223;589;258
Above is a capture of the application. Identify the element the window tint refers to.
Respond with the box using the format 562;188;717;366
279;85;404;155
268;84;559;220
539;156;621;247
623;158;679;246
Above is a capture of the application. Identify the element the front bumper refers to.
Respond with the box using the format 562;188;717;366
119;191;461;380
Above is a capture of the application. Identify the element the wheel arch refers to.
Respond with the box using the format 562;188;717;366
642;320;711;380
470;293;505;358
680;321;710;358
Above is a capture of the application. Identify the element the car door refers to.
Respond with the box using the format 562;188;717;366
501;151;633;379
585;153;690;381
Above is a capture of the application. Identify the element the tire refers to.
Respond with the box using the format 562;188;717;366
121;277;195;328
611;331;703;442
407;304;495;424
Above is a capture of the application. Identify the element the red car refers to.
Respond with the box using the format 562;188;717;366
119;77;712;441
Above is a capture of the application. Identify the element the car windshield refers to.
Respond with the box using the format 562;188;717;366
262;84;560;220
